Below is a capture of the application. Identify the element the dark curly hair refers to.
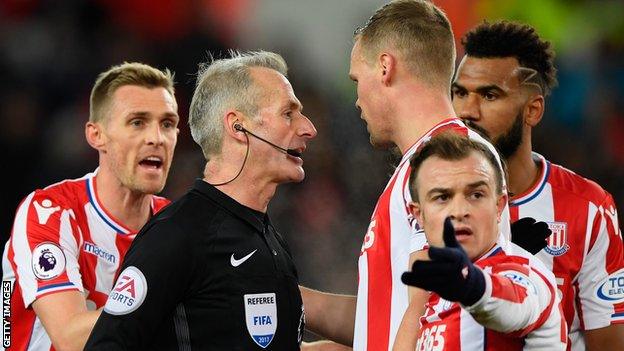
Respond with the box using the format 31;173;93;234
462;21;557;95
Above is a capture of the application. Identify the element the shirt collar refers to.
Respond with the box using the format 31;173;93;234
192;179;266;233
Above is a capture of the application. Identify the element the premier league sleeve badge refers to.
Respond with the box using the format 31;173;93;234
244;293;277;348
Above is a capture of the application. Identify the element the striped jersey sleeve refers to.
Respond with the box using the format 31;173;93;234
465;256;559;338
575;192;624;329
7;188;84;308
417;247;567;350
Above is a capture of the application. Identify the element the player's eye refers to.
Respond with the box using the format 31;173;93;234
470;191;485;200
483;92;498;101
433;194;449;202
162;120;175;129
130;119;144;127
451;88;467;99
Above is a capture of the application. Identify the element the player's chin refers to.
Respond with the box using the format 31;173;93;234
369;134;393;150
134;179;166;195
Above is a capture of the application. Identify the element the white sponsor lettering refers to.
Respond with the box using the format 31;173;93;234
416;324;446;351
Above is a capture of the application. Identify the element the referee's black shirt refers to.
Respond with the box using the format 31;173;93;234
85;180;304;350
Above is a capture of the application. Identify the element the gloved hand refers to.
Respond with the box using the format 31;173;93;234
510;217;551;255
401;217;485;306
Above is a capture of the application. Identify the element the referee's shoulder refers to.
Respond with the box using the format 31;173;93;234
139;190;222;241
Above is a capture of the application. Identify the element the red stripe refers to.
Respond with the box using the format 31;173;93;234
485;328;524;350
490;273;529;303
8;281;41;350
509;206;519;222
549;177;586;334
366;175;397;350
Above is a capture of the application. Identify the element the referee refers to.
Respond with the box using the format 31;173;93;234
85;50;317;350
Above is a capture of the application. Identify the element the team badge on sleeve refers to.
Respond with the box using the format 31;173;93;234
597;268;624;303
244;293;277;348
544;222;569;256
501;271;538;295
104;266;147;315
31;242;66;280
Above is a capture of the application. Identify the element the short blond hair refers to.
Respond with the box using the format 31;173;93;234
355;0;456;90
89;62;175;123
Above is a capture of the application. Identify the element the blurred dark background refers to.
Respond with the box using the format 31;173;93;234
1;0;623;304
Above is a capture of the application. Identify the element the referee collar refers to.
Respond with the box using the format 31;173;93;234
192;179;267;233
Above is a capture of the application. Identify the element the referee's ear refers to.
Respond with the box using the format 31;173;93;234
224;110;248;144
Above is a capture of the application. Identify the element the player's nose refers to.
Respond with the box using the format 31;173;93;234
457;94;481;122
145;123;164;146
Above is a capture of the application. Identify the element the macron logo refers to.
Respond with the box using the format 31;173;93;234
33;199;60;225
230;250;257;267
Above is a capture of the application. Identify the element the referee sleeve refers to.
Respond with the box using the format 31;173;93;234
85;220;194;350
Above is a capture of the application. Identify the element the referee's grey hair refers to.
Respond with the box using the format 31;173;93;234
189;50;288;160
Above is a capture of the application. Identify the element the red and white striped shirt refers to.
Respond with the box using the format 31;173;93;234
353;118;511;350
509;153;624;351
1;170;169;351
417;244;567;351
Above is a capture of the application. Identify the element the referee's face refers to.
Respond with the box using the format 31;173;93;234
247;68;317;184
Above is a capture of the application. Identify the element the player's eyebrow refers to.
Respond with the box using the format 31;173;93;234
451;82;465;90
466;180;489;190
426;187;452;198
127;111;179;119
475;85;505;95
451;82;506;96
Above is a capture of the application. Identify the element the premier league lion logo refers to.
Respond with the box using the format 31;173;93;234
32;243;65;280
39;249;57;271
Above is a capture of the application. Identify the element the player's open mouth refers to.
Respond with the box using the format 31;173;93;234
139;156;163;169
454;227;473;239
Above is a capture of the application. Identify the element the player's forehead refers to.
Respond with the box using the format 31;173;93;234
417;153;495;192
349;40;369;76
107;85;178;121
455;55;523;90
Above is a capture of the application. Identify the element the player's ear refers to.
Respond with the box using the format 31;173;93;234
496;192;508;223
409;201;423;227
85;121;106;150
379;52;396;86
524;95;544;127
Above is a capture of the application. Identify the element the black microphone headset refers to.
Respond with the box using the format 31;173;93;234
207;123;302;186
233;123;302;157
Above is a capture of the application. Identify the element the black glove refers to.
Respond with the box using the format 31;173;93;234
510;217;552;255
401;217;485;306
